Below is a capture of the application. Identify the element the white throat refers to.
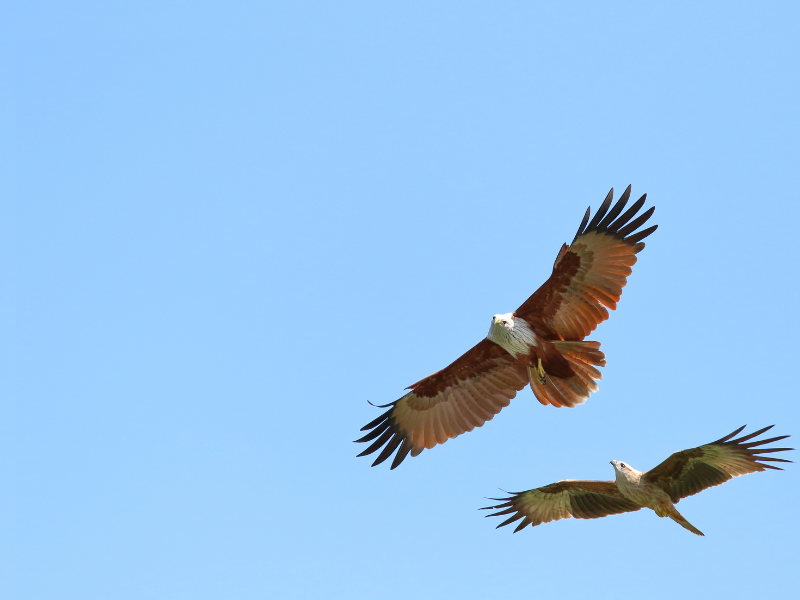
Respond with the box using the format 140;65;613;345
487;314;538;357
613;464;643;489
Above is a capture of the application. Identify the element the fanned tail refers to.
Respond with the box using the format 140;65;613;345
529;341;605;408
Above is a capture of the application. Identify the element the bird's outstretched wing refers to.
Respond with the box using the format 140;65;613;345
355;339;528;469
357;187;656;468
643;425;793;503
515;186;657;340
482;480;642;533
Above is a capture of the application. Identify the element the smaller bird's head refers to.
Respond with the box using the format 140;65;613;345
610;460;638;483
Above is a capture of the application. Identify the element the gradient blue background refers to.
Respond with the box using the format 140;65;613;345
4;2;799;599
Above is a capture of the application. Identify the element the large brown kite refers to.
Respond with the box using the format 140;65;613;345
482;425;792;535
356;186;657;468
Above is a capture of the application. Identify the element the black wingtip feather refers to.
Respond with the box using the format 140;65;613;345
586;189;614;231
608;194;646;232
371;434;403;467
497;513;525;529
486;507;516;517
577;188;655;249
626;224;658;246
353;421;390;443
513;518;532;533
390;438;413;469
713;426;793;470
367;399;397;409
360;405;395;431
713;425;748;444
574;207;591;240
743;434;791;448
617;206;656;238
597;185;631;230
357;401;414;469
731;425;776;444
357;428;394;457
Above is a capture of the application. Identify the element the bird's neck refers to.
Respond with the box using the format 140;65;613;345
615;469;643;490
487;317;538;357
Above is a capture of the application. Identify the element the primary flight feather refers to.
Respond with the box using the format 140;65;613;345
356;186;657;469
483;425;793;536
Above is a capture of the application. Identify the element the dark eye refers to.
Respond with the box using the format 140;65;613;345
620;463;626;469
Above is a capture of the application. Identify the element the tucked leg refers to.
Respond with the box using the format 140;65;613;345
535;358;546;385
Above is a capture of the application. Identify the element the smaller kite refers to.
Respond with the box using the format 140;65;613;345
482;425;792;536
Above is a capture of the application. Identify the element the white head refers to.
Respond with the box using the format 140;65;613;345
610;460;640;484
490;312;515;332
487;312;538;358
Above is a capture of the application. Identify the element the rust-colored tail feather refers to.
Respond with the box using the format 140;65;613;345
529;341;606;408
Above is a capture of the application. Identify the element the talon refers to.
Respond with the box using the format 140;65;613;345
536;358;546;385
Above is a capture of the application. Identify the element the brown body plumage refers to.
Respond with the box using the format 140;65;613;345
356;186;657;469
483;425;792;535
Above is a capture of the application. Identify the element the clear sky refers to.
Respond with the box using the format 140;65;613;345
4;2;799;599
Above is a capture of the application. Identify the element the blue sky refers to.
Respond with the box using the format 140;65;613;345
4;2;799;599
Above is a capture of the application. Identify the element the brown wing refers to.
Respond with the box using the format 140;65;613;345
643;425;793;503
482;480;642;533
355;339;529;469
515;186;657;340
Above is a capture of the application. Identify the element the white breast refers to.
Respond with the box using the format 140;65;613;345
615;471;670;509
487;316;538;358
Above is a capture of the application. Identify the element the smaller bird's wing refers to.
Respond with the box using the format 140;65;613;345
355;339;529;469
482;480;642;532
643;425;793;503
515;186;657;340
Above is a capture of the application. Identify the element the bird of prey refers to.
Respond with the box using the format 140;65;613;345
482;425;793;536
356;186;657;469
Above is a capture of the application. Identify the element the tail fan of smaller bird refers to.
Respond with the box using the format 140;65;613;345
665;506;704;536
529;341;605;408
